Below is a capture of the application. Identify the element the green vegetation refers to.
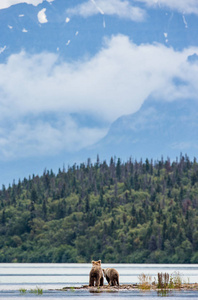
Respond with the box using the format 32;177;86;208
29;287;43;295
138;272;184;290
19;287;42;294
19;288;27;293
169;272;183;289
157;272;169;289
0;154;198;263
138;273;152;289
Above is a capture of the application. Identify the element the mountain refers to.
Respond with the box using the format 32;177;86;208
0;0;198;186
1;0;198;63
89;98;198;161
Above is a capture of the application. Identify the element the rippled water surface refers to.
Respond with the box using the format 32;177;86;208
0;263;197;299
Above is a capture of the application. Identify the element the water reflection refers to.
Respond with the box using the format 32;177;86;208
157;289;172;297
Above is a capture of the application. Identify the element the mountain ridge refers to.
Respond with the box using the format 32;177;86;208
88;98;198;161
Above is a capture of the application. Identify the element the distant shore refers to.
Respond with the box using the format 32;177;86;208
61;283;198;292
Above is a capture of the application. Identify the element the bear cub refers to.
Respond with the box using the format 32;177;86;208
89;260;104;286
102;268;119;286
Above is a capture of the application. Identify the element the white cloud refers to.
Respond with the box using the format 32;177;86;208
0;35;198;159
0;0;53;10
67;0;146;22
135;0;198;15
0;118;107;159
37;8;48;23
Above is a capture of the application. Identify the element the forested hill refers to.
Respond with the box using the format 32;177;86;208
0;155;198;263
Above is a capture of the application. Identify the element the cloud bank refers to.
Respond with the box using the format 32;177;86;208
0;117;107;159
67;0;146;22
0;35;198;159
0;0;53;10
135;0;198;15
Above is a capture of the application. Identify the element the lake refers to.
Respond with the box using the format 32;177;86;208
0;263;198;299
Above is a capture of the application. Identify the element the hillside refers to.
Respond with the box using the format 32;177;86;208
0;154;198;263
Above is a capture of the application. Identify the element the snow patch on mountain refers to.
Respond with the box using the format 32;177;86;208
164;32;168;43
91;0;105;15
182;15;188;28
38;8;48;24
0;46;6;54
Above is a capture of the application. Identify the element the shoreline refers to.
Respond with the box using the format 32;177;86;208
61;283;198;292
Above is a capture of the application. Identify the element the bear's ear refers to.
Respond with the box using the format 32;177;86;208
98;260;101;263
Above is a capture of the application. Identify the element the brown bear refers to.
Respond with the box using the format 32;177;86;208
102;268;119;286
89;260;104;286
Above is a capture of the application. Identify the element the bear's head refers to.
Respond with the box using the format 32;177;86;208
92;260;101;266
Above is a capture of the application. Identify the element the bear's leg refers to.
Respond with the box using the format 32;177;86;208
96;274;100;286
89;276;94;286
100;276;103;286
117;278;119;286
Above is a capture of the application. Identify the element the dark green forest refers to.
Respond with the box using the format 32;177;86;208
0;154;198;263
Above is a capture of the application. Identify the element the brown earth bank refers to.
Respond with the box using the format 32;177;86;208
60;283;198;292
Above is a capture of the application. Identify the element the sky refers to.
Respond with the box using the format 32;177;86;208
0;0;198;185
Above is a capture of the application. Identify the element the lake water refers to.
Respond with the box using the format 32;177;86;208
0;263;198;299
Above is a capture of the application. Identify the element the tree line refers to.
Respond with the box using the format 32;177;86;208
0;154;198;263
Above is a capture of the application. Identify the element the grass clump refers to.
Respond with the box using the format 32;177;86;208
157;272;169;289
169;272;182;289
139;272;184;290
19;288;27;293
138;273;152;290
29;286;43;295
157;272;183;289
